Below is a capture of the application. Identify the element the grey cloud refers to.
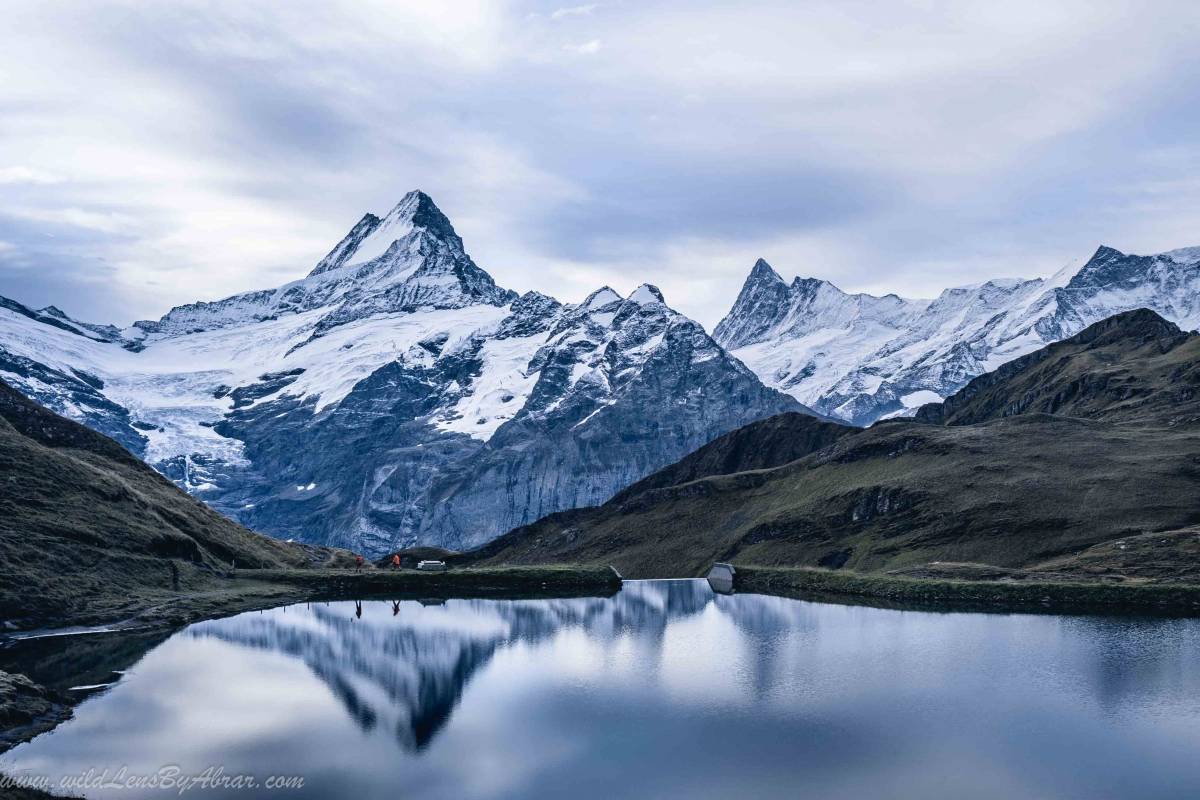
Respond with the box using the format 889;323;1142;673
1;1;1199;329
0;217;125;323
527;160;887;261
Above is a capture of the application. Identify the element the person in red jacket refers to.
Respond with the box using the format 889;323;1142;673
355;555;364;572
391;554;401;570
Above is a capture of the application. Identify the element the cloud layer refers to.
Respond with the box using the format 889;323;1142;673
1;0;1199;327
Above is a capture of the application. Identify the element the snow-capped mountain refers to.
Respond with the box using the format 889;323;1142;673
0;191;802;553
129;190;515;343
715;246;1200;425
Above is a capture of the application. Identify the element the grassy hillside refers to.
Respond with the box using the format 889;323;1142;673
608;411;852;503
0;379;339;626
475;310;1200;581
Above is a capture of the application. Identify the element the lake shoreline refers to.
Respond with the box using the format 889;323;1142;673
733;565;1200;617
0;564;621;799
2;565;622;637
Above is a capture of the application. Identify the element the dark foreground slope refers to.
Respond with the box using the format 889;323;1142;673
0;379;333;626
476;309;1200;582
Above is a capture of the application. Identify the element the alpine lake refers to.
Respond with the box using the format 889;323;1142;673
3;579;1199;799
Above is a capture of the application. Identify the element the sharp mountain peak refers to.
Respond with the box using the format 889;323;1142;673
748;258;785;284
310;189;461;278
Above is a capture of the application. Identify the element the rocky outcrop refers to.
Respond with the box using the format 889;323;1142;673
0;671;71;752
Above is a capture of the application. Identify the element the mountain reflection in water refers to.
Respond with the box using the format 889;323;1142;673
186;580;717;751
3;580;1200;800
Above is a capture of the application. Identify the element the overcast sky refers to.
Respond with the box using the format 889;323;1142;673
1;1;1199;328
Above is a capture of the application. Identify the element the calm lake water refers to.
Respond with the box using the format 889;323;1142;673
3;580;1200;799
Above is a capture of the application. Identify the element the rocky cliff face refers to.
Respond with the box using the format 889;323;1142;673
716;245;1200;425
412;285;801;549
0;191;804;554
